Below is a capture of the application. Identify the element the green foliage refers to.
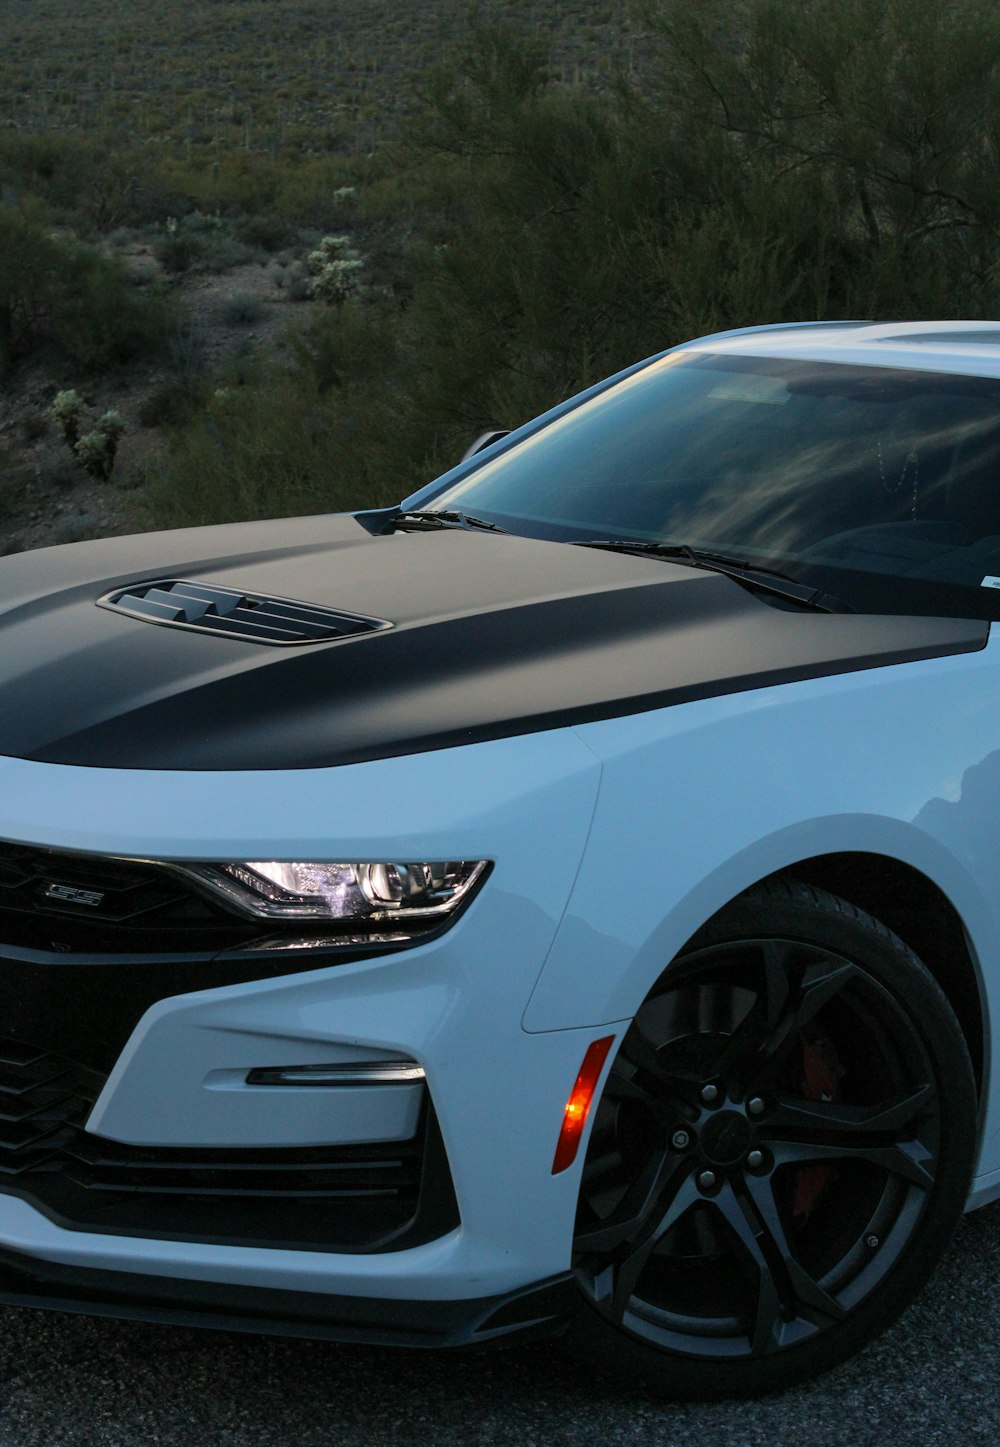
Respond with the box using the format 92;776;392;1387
1;3;987;534
141;4;1000;529
155;212;255;275
631;0;1000;317
0;203;176;376
141;368;393;529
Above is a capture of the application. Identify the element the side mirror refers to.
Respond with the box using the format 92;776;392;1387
460;429;510;463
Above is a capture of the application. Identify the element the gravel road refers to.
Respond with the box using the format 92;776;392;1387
1;1200;998;1447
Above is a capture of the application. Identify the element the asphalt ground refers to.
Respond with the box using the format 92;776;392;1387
1;1202;998;1447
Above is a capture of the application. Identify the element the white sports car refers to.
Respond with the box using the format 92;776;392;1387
2;320;998;1398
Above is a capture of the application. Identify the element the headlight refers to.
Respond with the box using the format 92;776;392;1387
172;859;489;923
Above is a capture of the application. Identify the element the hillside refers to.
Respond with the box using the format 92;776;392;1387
0;1;635;554
0;0;631;151
3;0;1000;554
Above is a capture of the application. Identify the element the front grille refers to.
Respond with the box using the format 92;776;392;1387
0;845;444;1078
0;1035;458;1252
0;842;257;953
97;578;391;645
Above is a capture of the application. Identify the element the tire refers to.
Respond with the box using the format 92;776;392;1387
565;877;977;1399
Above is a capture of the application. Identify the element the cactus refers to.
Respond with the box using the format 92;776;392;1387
50;390;85;448
305;235;364;308
74;411;126;481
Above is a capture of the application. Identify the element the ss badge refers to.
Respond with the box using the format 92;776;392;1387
43;882;106;908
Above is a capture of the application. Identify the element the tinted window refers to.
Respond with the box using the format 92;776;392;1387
430;353;1000;618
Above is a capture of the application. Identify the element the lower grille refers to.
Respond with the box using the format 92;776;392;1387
0;1036;458;1253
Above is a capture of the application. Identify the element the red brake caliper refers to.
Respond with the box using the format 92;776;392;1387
792;1031;844;1220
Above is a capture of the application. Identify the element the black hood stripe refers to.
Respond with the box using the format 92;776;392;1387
0;519;987;770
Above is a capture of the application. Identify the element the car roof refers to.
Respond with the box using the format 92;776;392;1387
678;320;1000;379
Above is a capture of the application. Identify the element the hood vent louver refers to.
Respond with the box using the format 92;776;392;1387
98;579;391;645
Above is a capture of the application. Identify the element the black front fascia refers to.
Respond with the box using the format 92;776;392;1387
0;842;470;1072
0;940;415;1074
0;1249;574;1348
0;1052;458;1255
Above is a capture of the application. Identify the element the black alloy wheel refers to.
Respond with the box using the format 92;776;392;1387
567;879;977;1398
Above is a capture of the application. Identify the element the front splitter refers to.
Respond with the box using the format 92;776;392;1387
0;1245;574;1349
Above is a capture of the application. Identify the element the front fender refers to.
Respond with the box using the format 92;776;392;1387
524;645;1000;1033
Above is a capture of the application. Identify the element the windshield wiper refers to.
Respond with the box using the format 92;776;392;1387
389;509;508;534
574;540;854;614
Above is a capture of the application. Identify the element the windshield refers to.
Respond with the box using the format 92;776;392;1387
426;351;1000;620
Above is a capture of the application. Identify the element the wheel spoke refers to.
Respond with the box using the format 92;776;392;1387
712;949;856;1097
601;1070;677;1128
750;957;858;1092
616;1021;664;1078
741;1173;847;1326
711;940;792;1086
770;1137;935;1189
763;1084;934;1141
577;1153;701;1319
609;1171;702;1318
615;1024;704;1113
575;1149;685;1255
709;1182;786;1354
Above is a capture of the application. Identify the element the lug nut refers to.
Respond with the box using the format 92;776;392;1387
697;1170;717;1191
700;1084;719;1105
747;1097;766;1116
746;1149;764;1170
671;1130;691;1150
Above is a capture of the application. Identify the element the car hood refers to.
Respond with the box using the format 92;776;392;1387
0;511;986;770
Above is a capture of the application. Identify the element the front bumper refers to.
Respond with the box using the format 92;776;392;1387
0;731;620;1327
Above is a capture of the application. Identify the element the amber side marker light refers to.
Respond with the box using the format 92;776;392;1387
551;1035;616;1174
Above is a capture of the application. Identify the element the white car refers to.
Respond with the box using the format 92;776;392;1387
2;319;998;1398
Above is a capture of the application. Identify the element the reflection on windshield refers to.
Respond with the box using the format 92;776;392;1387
430;352;1000;619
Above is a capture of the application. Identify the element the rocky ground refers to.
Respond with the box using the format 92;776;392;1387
0;240;314;556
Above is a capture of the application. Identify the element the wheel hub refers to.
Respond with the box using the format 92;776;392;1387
698;1109;753;1168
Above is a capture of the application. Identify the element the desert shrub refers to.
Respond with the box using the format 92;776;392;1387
141;303;427;527
220;291;266;326
141;373;358;527
155;213;255;274
235;212;296;252
21;409;48;442
162;317;210;390
139;380;202;429
59;245;175;365
0;132;105;217
0;203;177;376
280;260;313;301
0;204;69;374
47;515;98;545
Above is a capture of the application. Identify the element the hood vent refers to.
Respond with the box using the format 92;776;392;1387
98;579;391;645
